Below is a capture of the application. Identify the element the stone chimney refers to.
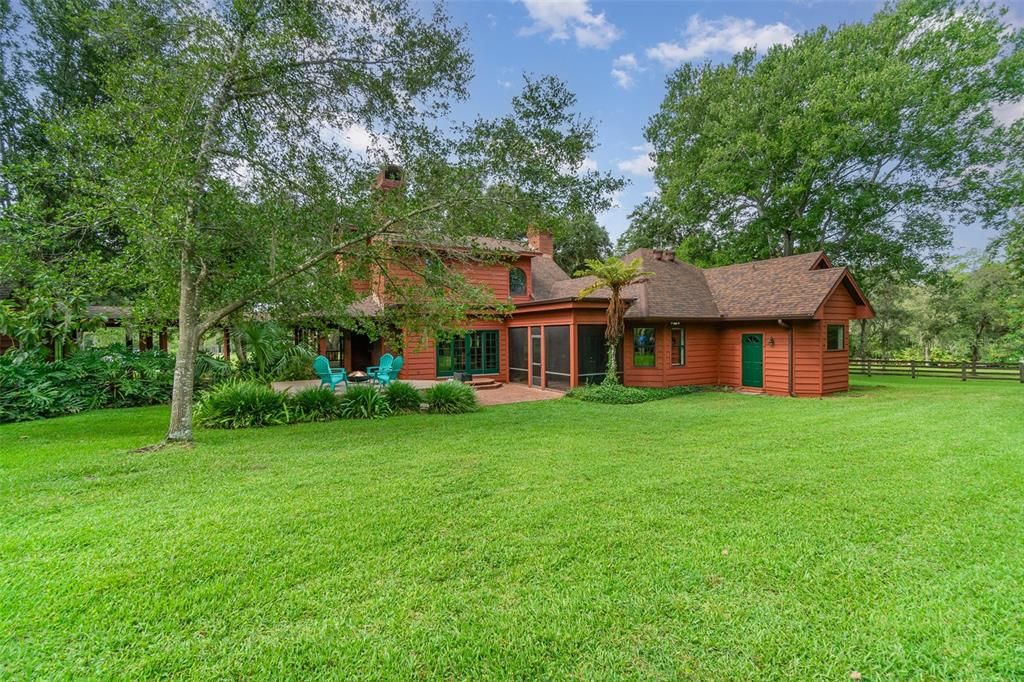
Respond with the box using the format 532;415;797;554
527;225;554;256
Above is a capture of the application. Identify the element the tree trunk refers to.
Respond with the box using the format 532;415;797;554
604;337;620;385
167;252;202;442
782;230;794;257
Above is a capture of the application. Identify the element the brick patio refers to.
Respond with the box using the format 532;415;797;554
475;384;562;406
271;378;561;406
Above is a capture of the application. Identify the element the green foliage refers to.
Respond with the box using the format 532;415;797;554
566;383;702;404
193;380;289;429
573;256;652;383
288;387;344;423
338;385;392;420
636;1;1023;285
383;381;423;413
853;256;1022;362
232;322;315;381
0;346;175;423
422;381;479;414
0;283;105;361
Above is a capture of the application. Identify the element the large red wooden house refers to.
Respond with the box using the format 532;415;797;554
332;227;874;397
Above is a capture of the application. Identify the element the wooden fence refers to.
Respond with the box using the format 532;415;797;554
850;358;1024;382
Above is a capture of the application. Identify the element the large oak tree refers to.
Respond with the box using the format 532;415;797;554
629;0;1024;286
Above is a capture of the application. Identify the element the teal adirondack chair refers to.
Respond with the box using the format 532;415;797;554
314;355;348;391
366;354;393;386
381;356;403;386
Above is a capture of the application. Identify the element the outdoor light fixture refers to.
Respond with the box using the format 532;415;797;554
768;336;775;347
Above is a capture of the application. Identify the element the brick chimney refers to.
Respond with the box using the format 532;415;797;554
373;164;404;192
527;225;554;256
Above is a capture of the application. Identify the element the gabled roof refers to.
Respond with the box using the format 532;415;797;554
703;251;852;319
528;249;871;321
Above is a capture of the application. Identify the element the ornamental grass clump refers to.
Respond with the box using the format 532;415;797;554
338;385;392;419
383;381;423;413
423;381;479;414
193;380;289;429
288;387;344;422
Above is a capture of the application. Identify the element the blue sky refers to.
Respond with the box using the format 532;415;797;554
435;0;1024;253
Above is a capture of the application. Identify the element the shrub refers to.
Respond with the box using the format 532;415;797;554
288;387;343;422
338;385;392;419
384;381;423;413
423;381;479;414
194;380;289;429
0;346;176;423
565;383;703;404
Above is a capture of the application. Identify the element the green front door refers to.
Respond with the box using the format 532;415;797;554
741;334;763;388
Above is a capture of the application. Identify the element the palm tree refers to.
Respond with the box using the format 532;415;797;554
575;257;651;384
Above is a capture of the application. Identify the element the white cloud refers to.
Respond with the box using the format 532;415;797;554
610;68;634;89
322;123;396;158
992;100;1024;126
498;79;513;89
617;143;654;177
613;53;639;70
518;0;621;49
610;52;642;90
646;15;796;66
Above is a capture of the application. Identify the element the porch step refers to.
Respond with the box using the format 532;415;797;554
466;378;503;390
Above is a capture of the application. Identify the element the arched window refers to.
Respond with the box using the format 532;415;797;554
509;267;527;296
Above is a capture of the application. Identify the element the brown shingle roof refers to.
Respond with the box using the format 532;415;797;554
530;249;867;321
703;252;846;319
529;254;572;300
621;249;719;319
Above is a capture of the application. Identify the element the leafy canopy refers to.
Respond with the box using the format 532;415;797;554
628;0;1024;288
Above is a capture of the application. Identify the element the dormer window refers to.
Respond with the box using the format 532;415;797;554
509;267;527;296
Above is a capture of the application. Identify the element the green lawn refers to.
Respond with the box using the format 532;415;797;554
2;377;1023;680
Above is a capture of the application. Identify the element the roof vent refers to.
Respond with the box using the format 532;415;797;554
665;250;676;262
653;249;663;260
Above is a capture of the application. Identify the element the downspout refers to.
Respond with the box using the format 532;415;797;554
777;319;795;397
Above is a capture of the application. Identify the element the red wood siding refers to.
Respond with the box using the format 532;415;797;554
792;321;823;396
400;320;509;382
620;323;719;388
820;283;858;395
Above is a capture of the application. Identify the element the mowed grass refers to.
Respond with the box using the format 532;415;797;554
2;377;1023;680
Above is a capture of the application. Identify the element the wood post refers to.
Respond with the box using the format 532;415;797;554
911;359;916;379
961;364;967;381
1019;361;1023;383
866;358;871;376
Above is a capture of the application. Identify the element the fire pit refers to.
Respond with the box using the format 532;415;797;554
349;371;369;383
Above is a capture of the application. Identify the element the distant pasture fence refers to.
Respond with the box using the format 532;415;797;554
850;358;1024;382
